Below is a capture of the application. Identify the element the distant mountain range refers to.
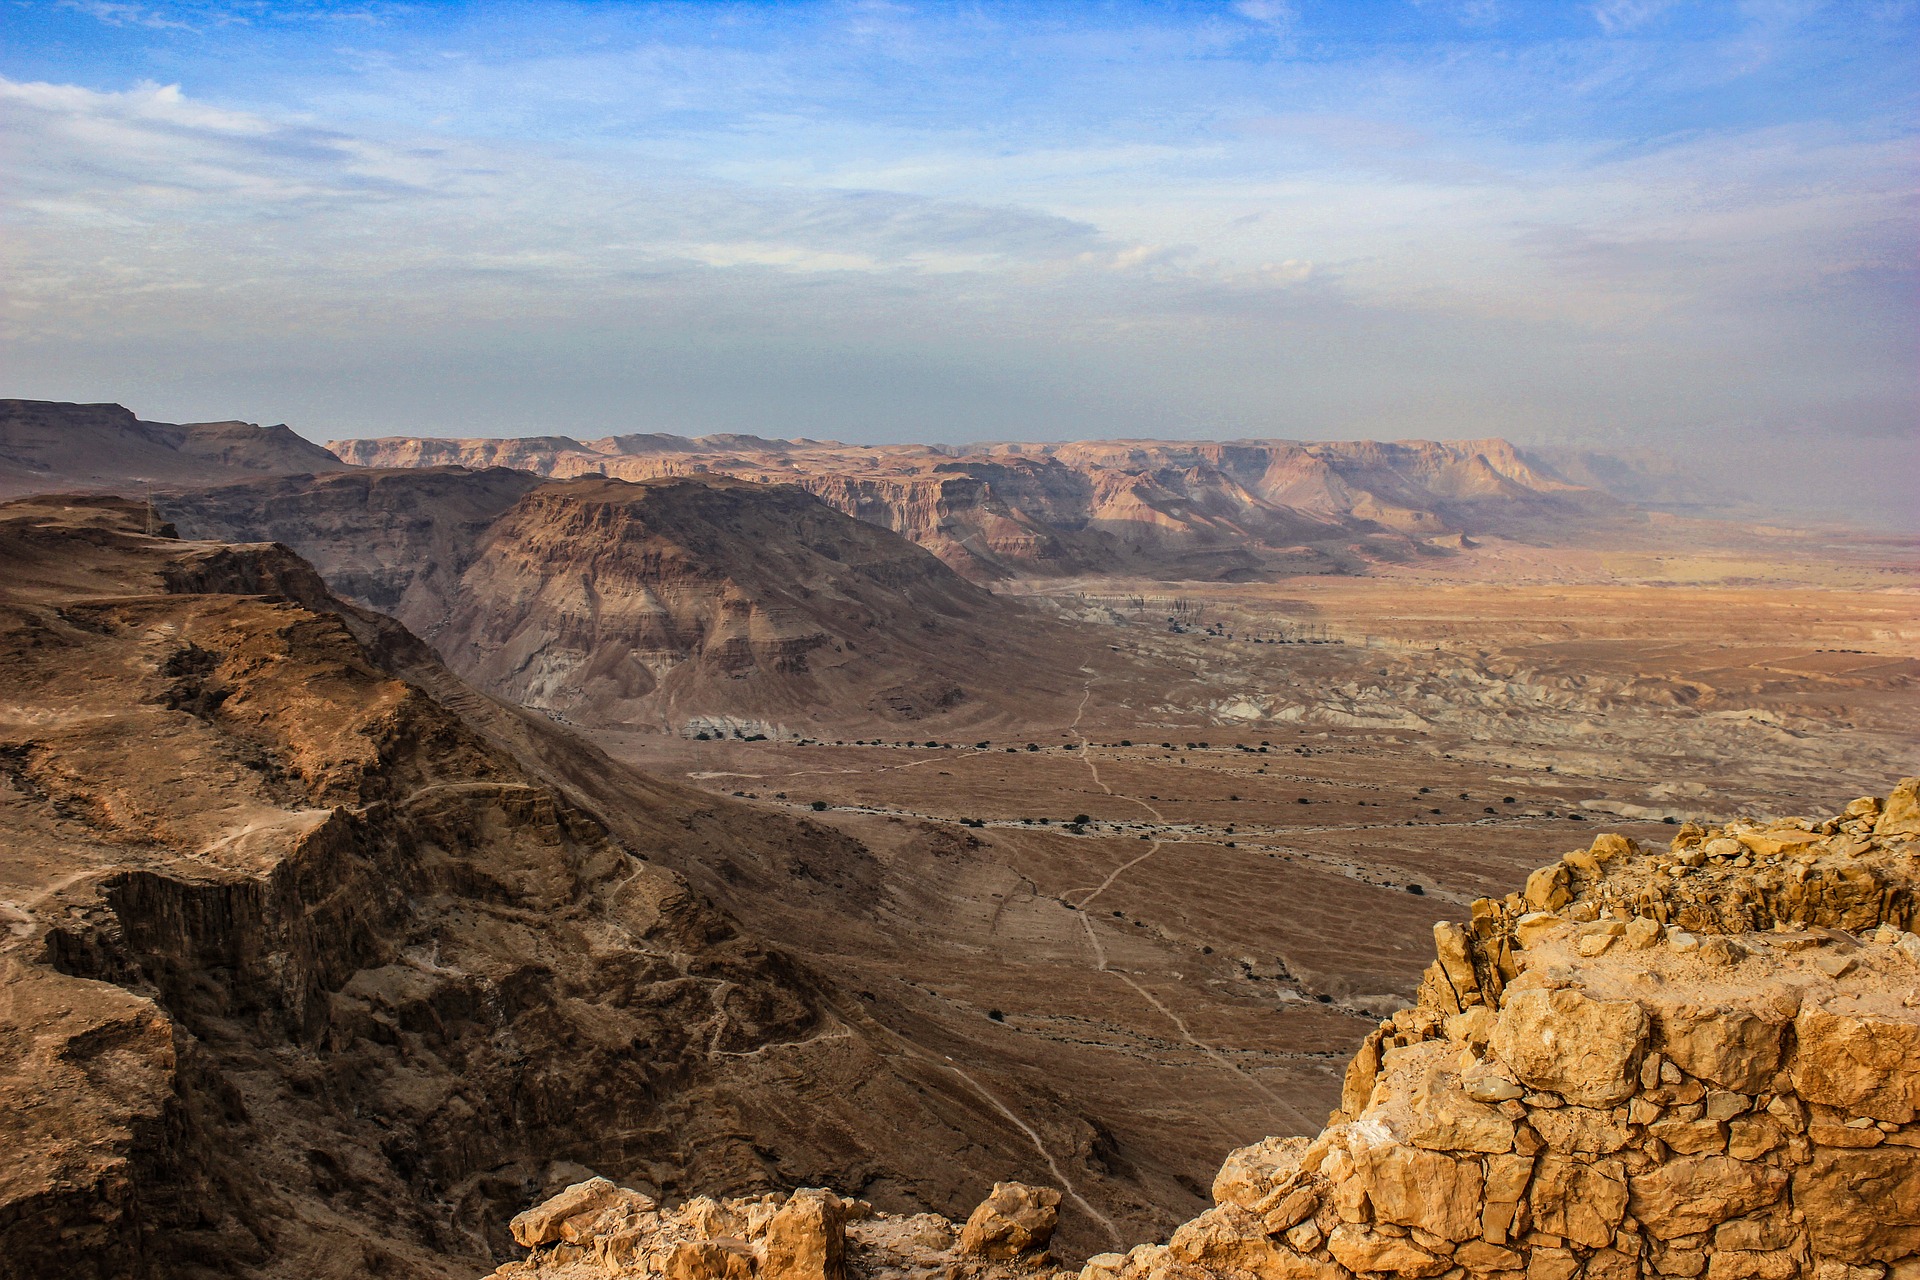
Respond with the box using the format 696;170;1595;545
329;430;1644;580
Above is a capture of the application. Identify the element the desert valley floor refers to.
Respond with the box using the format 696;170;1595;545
2;402;1916;1274
589;545;1920;1251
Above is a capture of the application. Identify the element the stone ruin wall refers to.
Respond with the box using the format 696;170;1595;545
491;780;1920;1280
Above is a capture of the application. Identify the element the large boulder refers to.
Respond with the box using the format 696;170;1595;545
959;1182;1061;1261
1212;1136;1310;1211
1346;1131;1483;1242
1792;1148;1920;1263
1791;1004;1920;1124
1648;1001;1787;1095
510;1177;656;1249
1326;1224;1451;1278
1629;1156;1789;1240
1874;777;1920;837
762;1189;846;1280
1490;986;1647;1107
1529;1155;1627;1249
1167;1204;1342;1280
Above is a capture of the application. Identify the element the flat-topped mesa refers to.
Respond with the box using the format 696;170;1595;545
499;781;1920;1280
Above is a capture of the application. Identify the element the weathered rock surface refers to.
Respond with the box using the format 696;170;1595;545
502;786;1920;1280
165;472;1074;733
0;498;1110;1278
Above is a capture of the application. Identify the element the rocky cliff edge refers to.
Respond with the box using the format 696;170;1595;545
494;780;1920;1280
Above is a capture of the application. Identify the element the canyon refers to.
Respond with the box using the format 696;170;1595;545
0;399;1914;1279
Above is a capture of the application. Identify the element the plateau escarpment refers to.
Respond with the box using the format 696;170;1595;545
325;433;1626;582
0;498;1116;1279
0;398;346;498
164;473;1074;734
493;783;1920;1280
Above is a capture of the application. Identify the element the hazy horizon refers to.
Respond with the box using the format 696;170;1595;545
3;1;1914;529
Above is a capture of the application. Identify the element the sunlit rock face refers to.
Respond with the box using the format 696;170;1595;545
327;432;1622;581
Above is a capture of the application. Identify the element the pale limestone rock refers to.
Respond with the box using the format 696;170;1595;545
1434;921;1480;1002
960;1181;1060;1260
1283;1219;1323;1253
1525;1246;1580;1280
1526;1105;1629;1154
1528;1155;1626;1249
1624;917;1662;950
1628;1155;1788;1240
1874;778;1920;838
1454;1240;1524;1273
1647;1002;1786;1094
1212;1136;1309;1211
1648;1116;1727;1155
1705;1249;1799;1280
1327;1224;1450;1278
1583;1247;1641;1280
1524;866;1571;913
1345;1134;1482;1241
1791;1005;1920;1124
1167;1205;1341;1280
1489;987;1647;1107
762;1188;845;1280
665;1240;755;1280
1726;1115;1784;1160
510;1177;656;1249
1514;913;1561;951
1793;1147;1920;1263
1397;1057;1516;1154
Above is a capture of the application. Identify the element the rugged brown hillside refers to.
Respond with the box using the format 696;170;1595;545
0;498;1118;1279
494;784;1920;1280
159;466;545;618
0;399;346;498
165;473;1078;736
326;433;1623;581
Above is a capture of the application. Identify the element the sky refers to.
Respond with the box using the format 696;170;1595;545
1;1;1914;526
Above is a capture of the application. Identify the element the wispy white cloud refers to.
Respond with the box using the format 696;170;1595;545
2;2;1914;525
1591;0;1680;35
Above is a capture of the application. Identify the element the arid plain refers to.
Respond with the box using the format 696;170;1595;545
2;400;1916;1270
598;531;1919;1250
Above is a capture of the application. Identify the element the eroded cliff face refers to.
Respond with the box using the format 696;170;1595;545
500;783;1920;1280
325;434;1621;582
166;473;1074;734
0;499;1102;1280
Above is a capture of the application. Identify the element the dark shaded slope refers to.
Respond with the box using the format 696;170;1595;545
0;400;346;498
0;497;1106;1279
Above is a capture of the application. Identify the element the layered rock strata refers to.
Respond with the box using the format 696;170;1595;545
505;783;1920;1280
326;433;1619;581
0;498;1103;1279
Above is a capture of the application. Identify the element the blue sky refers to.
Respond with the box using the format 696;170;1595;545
1;1;1914;523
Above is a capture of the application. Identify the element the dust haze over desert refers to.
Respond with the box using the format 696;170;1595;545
1;4;1918;1280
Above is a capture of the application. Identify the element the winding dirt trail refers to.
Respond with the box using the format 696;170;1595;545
1059;665;1318;1133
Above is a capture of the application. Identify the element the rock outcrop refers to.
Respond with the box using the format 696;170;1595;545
505;784;1920;1280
